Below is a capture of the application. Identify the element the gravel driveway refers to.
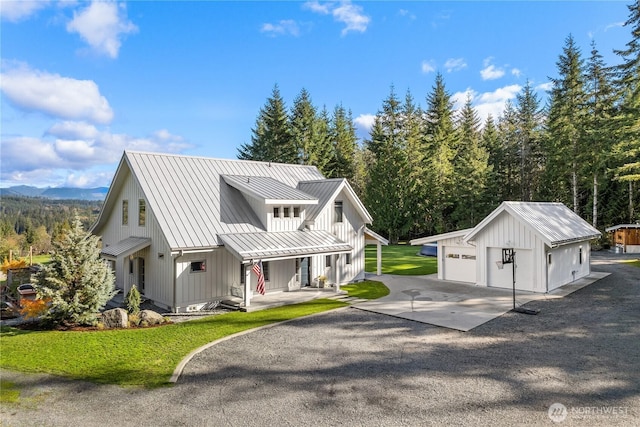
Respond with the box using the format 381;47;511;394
1;252;638;426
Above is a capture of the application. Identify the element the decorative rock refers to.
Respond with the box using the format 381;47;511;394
139;309;164;326
102;308;128;329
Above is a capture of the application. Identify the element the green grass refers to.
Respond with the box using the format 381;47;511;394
365;244;437;275
622;259;640;268
342;280;389;299
0;298;347;388
0;379;20;404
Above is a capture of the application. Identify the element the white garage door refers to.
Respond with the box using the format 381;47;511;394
486;247;534;292
443;246;476;283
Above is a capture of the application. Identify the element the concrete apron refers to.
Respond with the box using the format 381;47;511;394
355;272;610;332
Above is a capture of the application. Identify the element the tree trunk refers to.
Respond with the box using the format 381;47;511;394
592;173;598;228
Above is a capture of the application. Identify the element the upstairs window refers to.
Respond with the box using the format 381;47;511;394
283;207;290;218
334;201;343;223
139;199;146;226
122;200;129;225
293;207;300;218
273;207;280;218
346;253;352;265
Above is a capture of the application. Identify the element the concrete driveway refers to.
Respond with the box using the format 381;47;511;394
354;271;609;331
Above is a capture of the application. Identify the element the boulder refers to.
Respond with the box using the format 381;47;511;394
102;308;128;329
139;309;164;326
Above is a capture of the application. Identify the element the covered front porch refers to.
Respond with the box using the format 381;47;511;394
223;286;354;312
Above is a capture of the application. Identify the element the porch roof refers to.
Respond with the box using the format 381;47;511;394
219;230;352;262
100;237;151;260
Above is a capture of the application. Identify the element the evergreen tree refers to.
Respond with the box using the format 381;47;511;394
312;106;334;175
424;73;457;233
544;35;588;211
237;84;297;163
290;88;318;164
327;104;358;181
452;95;490;227
496;101;521;202
482;114;504;208
584;40;617;227
611;0;640;221
34;216;116;326
365;87;410;243
516;80;545;202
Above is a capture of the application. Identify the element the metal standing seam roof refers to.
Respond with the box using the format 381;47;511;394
100;237;151;259
298;179;372;223
464;201;601;247
605;224;640;232
101;151;326;250
222;175;318;204
219;230;353;262
409;228;474;246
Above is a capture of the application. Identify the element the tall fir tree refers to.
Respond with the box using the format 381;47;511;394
483;114;504;209
424;73;457;233
290;88;318;164
497;101;521;202
327;104;358;181
237;84;297;163
544;35;588;212
612;0;640;221
365;87;410;243
515;80;545;202
452;95;490;227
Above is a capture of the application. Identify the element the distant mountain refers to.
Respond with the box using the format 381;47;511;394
0;186;108;201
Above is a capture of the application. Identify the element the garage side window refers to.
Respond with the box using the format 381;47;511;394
579;247;583;264
548;253;552;265
446;253;460;259
190;261;206;273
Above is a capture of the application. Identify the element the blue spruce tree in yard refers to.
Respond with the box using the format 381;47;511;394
34;216;116;327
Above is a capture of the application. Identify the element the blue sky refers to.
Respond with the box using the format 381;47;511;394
0;1;631;188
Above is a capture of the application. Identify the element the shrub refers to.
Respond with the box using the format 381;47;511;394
33;216;116;327
125;285;141;315
1;258;27;274
18;298;50;320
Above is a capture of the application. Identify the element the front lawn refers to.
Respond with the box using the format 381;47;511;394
341;280;389;299
365;244;437;275
0;299;348;388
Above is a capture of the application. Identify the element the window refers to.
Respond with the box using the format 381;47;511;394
263;261;270;281
346;253;352;265
334;201;343;223
283;207;290;218
129;258;134;274
293;207;300;218
461;254;476;260
240;263;246;284
273;207;280;218
548;253;552;265
190;261;206;273
579;247;583;265
446;253;460;259
139;199;146;226
122;200;129;225
326;255;332;267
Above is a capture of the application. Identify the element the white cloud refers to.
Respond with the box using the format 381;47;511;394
304;1;370;36
444;58;466;72
421;60;436;74
261;20;300;37
64;171;114;188
66;1;137;59
0;64;114;123
354;113;375;136
0;125;193;187
480;64;505;80
452;84;521;124
0;0;50;22
536;82;553;92
511;68;521;77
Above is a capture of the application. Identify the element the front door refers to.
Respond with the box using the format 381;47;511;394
299;257;311;287
137;257;145;294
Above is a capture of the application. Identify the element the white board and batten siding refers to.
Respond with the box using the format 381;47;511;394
547;242;591;291
471;211;547;292
98;170;174;307
442;244;476;284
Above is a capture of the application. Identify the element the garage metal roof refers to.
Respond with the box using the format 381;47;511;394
464;201;601;247
219;230;352;262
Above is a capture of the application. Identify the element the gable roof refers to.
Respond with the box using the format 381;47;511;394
410;228;474;246
222;175;318;205
298;178;372;223
92;151;325;250
464;201;601;247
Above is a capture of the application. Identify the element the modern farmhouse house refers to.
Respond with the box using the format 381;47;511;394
91;151;386;312
411;201;601;293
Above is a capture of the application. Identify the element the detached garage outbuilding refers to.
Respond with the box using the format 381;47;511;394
411;202;601;293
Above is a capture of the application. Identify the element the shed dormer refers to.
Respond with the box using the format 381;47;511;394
222;175;318;231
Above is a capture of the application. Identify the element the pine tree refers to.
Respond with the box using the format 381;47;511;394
516;80;544;202
483;114;504;208
544;35;587;211
237;84;297;163
452;95;490;227
497;101;521;202
34;216;116;326
312;106;333;176
290;88;318;164
424;73;457;233
611;0;640;221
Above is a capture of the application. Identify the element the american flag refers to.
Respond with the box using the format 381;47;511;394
252;261;266;295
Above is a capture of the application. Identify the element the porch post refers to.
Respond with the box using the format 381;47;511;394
244;263;251;308
376;242;382;276
334;254;340;292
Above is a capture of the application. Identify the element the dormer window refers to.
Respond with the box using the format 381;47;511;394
283;207;290;218
334;201;343;223
273;207;280;218
294;207;300;218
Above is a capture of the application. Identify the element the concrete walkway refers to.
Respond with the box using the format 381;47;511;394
355;271;610;331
